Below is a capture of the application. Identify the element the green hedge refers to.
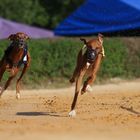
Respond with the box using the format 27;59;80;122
0;38;140;88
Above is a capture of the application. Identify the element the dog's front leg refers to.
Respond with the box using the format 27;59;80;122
16;52;30;99
81;75;96;94
81;55;102;94
69;66;79;83
0;68;19;97
0;66;6;83
69;68;86;117
0;64;6;97
69;50;83;83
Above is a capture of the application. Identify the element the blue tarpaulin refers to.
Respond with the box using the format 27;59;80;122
54;0;140;36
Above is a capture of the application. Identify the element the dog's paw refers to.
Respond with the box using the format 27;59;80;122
81;90;86;95
81;85;92;95
16;93;20;99
86;85;92;92
69;110;76;117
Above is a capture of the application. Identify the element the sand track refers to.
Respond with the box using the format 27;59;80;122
0;80;140;140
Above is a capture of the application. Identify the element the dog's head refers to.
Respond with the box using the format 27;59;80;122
80;34;105;63
8;32;29;42
8;32;30;41
8;32;29;47
80;33;103;49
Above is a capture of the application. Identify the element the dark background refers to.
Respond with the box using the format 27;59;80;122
0;0;84;29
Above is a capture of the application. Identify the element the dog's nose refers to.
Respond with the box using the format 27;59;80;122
19;40;24;46
21;42;24;45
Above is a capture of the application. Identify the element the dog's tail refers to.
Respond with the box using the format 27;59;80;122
80;38;87;44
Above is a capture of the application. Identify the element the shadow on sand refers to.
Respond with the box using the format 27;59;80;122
120;106;140;116
16;112;68;117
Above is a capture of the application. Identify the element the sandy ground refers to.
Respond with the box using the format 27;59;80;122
0;80;140;140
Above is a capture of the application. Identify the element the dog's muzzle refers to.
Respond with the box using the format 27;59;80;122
86;48;97;63
18;40;26;48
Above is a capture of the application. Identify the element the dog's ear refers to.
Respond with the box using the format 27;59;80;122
98;33;104;45
80;38;87;44
26;36;30;40
8;34;15;40
25;34;30;40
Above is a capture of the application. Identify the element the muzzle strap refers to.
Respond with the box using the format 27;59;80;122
82;45;87;55
86;48;97;63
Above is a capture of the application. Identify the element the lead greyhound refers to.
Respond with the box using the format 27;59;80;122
69;34;105;117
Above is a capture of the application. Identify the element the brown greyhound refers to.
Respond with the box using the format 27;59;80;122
0;32;31;99
69;34;105;117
